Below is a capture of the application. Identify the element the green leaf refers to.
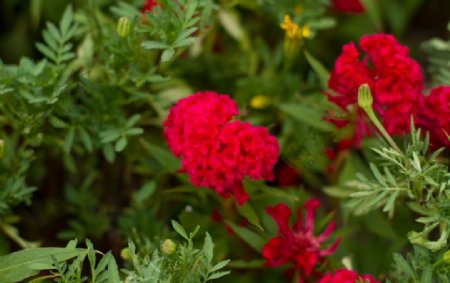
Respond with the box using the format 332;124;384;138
236;202;263;230
304;50;330;89
393;253;416;279
114;136;128;152
0;248;85;283
210;259;230;272
278;104;334;132
171;220;189;240
134;182;156;204
107;254;120;282
60;5;74;37
63;127;75;153
79;128;93;152
141;41;169;50
36;43;57;61
140;139;180;172
225;221;266;253
207;270;231;281
203;232;213;263
161;49;175;62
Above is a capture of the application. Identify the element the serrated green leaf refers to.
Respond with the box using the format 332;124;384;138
0;248;85;283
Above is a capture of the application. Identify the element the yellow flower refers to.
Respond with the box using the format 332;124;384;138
280;15;301;39
250;95;271;109
301;25;312;38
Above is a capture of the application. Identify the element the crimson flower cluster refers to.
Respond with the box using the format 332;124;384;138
262;199;341;282
332;0;365;13
327;33;450;150
418;86;450;148
319;269;380;283
163;91;279;205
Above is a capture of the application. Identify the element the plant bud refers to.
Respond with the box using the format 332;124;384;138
357;83;373;108
117;16;131;37
160;239;176;255
120;247;131;260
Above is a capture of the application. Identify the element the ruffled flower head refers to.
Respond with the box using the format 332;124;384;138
319;269;380;283
262;199;341;281
326;33;424;149
163;91;279;205
418;86;450;148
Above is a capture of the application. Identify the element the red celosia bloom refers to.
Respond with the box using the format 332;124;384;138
418;86;450;148
142;0;158;13
332;0;365;13
319;269;380;283
262;199;341;281
163;91;238;157
327;33;424;148
163;91;279;205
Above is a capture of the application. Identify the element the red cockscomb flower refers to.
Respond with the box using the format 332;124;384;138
142;0;158;13
163;91;279;205
319;269;380;283
332;0;365;13
418;86;450;148
262;199;341;281
326;33;424;149
163;91;238;157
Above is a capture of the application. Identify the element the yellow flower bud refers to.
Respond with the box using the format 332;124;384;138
250;95;271;109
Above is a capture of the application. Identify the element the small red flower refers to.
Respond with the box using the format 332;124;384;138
142;0;158;13
418;86;450;148
164;91;279;205
262;199;341;281
326;33;424;149
319;269;380;283
332;0;365;13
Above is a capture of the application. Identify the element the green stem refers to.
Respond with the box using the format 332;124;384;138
363;106;402;154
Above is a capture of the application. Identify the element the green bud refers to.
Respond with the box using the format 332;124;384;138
0;139;4;158
357;83;373;109
117;16;131;37
120;247;131;260
443;250;450;262
160;239;176;255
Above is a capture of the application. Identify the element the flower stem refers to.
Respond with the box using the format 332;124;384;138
357;84;403;154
